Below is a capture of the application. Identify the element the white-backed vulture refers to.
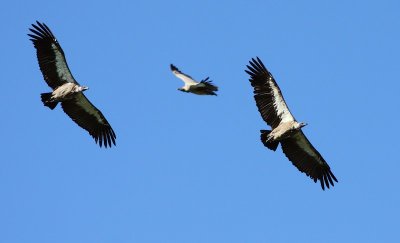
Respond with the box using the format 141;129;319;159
245;57;337;190
170;64;218;96
28;21;116;148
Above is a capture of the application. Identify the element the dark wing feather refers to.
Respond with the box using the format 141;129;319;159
199;77;218;91
188;78;218;95
28;21;77;89
246;57;295;129
61;93;116;148
280;131;338;190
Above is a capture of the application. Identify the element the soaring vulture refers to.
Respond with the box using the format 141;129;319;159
28;21;116;148
245;57;337;190
170;64;218;96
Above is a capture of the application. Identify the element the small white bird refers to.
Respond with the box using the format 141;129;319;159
170;64;218;96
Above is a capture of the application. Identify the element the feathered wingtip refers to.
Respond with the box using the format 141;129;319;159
200;77;212;83
200;77;218;92
170;64;179;72
27;21;56;43
92;125;117;148
245;56;275;87
317;169;338;190
248;57;267;70
245;56;271;76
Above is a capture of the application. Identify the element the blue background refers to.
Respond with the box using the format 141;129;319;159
1;0;399;242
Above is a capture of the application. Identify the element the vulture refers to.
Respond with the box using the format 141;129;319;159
28;21;116;148
245;57;337;190
170;64;218;96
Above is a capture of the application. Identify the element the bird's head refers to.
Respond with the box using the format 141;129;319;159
78;86;89;92
299;122;308;128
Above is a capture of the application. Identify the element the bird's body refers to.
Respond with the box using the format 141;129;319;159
51;83;82;101
29;21;116;148
246;57;337;190
265;121;303;141
170;64;218;96
41;83;88;108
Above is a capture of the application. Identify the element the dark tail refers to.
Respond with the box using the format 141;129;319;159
41;93;58;110
260;130;279;151
201;78;218;91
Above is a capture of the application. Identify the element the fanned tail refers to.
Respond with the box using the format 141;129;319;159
41;92;58;110
260;130;279;151
200;77;218;93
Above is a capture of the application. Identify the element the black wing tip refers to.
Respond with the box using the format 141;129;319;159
248;56;262;66
200;77;213;84
92;127;117;148
244;69;253;76
31;20;41;29
33;21;51;29
30;20;46;31
28;20;55;41
170;64;178;71
255;56;264;65
34;20;43;27
245;56;269;79
317;169;338;190
250;56;267;70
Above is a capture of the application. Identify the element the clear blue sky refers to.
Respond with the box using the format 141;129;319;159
1;0;399;242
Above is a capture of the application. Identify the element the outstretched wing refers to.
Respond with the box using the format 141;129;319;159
246;57;295;129
280;131;338;190
170;64;198;85
28;21;77;89
61;93;116;148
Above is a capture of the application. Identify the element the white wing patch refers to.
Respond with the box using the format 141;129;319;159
268;77;295;123
172;70;198;85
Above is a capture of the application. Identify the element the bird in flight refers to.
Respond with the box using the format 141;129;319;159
245;57;337;190
28;21;116;148
170;64;218;96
